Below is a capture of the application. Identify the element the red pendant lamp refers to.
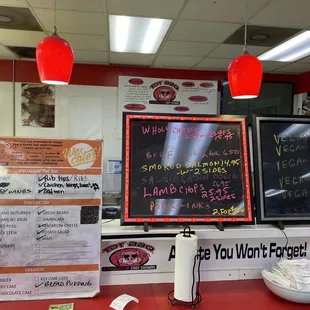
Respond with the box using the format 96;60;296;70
228;0;263;99
36;27;74;85
36;1;74;85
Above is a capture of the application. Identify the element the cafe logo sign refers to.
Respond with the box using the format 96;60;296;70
0;140;10;160
149;80;180;105
102;241;157;271
65;143;97;170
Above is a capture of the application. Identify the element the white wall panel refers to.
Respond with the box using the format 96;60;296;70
0;82;14;137
69;96;103;139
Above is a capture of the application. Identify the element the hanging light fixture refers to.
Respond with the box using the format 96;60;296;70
228;0;263;99
36;0;74;85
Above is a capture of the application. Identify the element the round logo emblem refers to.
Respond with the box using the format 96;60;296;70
67;143;96;170
109;248;149;267
153;86;176;103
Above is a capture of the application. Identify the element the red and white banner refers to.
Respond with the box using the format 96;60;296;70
101;237;309;285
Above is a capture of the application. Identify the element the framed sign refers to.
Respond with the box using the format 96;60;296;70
117;76;218;138
253;116;310;224
121;112;253;225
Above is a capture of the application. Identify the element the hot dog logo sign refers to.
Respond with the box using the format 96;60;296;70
102;241;157;271
149;80;180;106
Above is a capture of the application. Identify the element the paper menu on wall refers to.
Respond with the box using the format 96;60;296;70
0;138;102;301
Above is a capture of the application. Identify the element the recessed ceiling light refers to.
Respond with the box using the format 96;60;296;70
258;31;310;62
0;15;13;23
109;15;172;54
251;34;269;41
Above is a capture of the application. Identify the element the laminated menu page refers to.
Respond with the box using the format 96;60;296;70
0;138;102;300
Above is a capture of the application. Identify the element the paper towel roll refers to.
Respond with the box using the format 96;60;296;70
174;233;198;302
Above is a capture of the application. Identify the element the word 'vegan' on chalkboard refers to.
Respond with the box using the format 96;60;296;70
121;113;253;225
253;116;310;224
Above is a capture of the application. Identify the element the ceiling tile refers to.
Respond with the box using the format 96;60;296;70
107;0;185;18
27;0;54;8
8;46;35;58
224;25;301;47
195;57;232;70
160;41;218;57
250;0;310;28
33;8;106;35
28;0;106;12
169;20;241;43
181;0;271;23
0;29;44;47
74;50;108;64
208;44;268;58
0;44;17;58
110;52;155;66
153;55;202;68
0;6;43;31
261;61;290;72
0;0;27;6
273;63;310;74
53;33;108;51
297;56;310;64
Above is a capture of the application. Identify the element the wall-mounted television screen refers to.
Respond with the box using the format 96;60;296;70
121;112;253;225
253;116;310;224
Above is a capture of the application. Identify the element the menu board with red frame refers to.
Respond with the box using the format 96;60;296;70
121;112;253;225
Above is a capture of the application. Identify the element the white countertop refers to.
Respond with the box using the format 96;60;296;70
101;219;310;240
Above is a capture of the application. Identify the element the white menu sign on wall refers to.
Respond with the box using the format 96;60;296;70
117;76;218;138
0;138;102;301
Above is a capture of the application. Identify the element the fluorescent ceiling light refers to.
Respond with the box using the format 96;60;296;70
115;16;130;52
109;15;172;54
258;31;310;62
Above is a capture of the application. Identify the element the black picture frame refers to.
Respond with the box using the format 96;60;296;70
253;115;310;224
121;112;255;226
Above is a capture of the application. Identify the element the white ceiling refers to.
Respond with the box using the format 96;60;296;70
0;0;310;74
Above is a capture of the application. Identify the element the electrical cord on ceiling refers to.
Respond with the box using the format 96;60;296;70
54;0;57;32
243;0;249;53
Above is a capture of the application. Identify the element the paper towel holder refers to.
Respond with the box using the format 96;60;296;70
168;226;202;308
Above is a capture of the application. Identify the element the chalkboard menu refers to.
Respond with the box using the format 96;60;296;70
253;116;310;223
121;113;253;225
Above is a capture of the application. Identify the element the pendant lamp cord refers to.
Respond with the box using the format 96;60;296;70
243;0;249;53
53;0;58;35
